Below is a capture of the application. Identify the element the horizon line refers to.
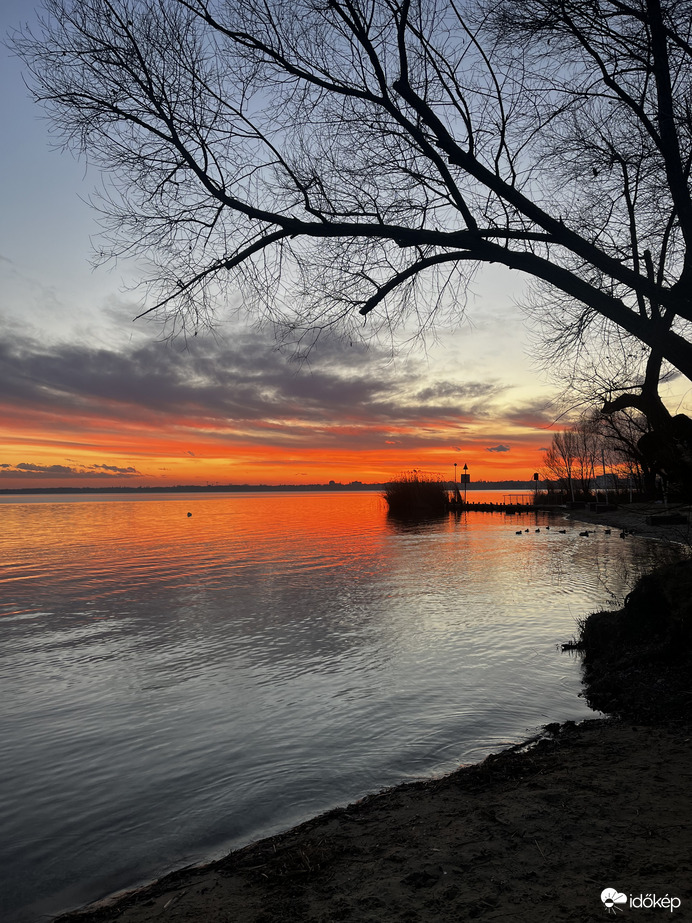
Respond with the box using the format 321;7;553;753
0;479;538;496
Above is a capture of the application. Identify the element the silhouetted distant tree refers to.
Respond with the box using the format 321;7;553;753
543;408;668;499
534;319;685;491
543;419;601;500
594;407;655;495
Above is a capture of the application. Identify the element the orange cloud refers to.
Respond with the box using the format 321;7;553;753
0;327;553;488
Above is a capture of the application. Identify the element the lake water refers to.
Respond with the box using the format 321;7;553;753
0;490;679;922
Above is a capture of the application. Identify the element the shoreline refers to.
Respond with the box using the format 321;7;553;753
54;718;691;923
565;499;692;546
52;501;691;923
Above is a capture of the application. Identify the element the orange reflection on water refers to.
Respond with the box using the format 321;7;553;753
0;491;393;607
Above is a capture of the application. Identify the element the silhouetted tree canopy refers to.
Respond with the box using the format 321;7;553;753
14;0;692;389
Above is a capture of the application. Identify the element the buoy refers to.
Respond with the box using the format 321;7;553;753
187;512;192;517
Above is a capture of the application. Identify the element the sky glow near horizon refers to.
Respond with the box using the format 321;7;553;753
2;3;689;490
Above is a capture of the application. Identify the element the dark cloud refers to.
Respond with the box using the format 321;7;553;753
17;463;75;474
414;380;505;411
0;462;141;479
502;398;557;428
486;444;511;453
0;325;513;449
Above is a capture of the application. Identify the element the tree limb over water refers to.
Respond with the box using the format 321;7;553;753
13;0;692;382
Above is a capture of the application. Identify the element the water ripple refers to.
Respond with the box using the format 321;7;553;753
0;492;683;922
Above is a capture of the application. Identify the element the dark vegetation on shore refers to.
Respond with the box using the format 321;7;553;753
383;472;449;517
575;558;692;723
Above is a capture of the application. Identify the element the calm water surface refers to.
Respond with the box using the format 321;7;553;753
0;490;679;921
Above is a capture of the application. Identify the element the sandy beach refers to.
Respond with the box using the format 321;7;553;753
54;502;692;923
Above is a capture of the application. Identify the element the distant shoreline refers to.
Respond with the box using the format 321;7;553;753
0;481;536;496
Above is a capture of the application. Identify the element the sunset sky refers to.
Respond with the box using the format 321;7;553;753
2;3;689;490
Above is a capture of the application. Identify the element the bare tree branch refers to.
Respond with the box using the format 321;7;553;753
11;0;692;391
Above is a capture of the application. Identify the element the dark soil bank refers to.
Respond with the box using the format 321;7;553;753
578;557;692;722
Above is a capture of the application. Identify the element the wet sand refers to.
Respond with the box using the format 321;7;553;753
54;502;692;923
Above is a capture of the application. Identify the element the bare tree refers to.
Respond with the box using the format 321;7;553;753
543;412;652;499
543;429;580;501
594;407;654;494
543;418;603;500
13;0;692;379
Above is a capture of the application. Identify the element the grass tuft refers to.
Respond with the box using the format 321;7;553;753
383;471;448;517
